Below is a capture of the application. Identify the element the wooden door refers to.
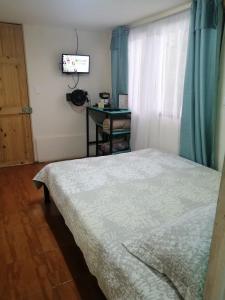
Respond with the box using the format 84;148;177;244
0;23;34;167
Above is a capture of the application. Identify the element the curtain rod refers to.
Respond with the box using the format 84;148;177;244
129;2;191;28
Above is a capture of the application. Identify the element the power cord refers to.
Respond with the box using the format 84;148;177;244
66;29;90;110
68;28;79;90
75;29;78;55
68;72;79;89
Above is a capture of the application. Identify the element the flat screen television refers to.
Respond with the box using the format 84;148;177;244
62;54;90;74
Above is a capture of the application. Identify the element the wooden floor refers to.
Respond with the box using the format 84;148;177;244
0;163;106;300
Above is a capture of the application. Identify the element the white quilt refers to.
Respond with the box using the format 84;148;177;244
33;149;220;300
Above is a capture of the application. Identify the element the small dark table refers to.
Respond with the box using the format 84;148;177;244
86;106;131;157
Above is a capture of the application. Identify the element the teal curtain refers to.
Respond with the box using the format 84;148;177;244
180;0;224;168
111;26;129;107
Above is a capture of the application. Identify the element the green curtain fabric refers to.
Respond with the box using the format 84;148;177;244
180;0;224;168
110;26;129;107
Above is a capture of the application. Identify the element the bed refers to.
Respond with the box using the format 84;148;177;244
33;148;221;300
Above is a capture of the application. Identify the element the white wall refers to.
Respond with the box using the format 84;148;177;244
23;25;111;162
216;33;225;171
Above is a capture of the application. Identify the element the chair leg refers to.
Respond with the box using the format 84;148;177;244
96;124;99;156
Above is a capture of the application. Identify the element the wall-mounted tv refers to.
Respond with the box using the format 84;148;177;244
62;54;90;74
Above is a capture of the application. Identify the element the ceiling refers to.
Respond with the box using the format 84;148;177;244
0;0;188;30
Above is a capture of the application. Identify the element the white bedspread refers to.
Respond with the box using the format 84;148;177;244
33;149;220;300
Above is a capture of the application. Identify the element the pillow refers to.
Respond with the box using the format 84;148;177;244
123;204;216;300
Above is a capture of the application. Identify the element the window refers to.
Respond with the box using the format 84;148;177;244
128;11;190;153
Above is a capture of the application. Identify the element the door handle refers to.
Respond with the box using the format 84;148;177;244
21;105;32;114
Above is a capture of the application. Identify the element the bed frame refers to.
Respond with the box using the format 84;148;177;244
43;160;225;299
44;185;50;204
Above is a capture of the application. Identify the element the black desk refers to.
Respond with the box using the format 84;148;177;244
86;107;131;157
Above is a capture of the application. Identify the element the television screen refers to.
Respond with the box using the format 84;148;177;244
62;54;90;74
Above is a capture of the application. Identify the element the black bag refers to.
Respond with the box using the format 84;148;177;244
66;89;88;106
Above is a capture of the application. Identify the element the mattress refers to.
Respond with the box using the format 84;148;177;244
33;149;220;300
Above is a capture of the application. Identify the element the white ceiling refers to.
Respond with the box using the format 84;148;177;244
0;0;188;30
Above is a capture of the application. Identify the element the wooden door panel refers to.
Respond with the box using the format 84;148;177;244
23;115;34;162
0;60;30;107
0;115;27;163
0;63;21;107
0;23;34;167
0;24;24;58
18;62;30;107
0;25;17;58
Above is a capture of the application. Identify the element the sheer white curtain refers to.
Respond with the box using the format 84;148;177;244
128;11;190;153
